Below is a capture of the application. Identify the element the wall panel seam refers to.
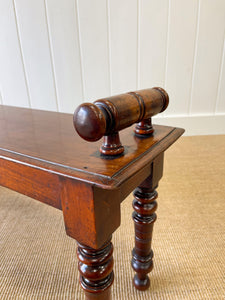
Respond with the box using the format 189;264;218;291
0;89;3;104
75;0;85;102
189;0;201;115
136;0;140;90
12;0;31;108
164;0;171;88
214;33;225;114
44;0;59;111
106;0;112;95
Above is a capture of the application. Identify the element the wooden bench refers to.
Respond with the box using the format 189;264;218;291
0;88;184;300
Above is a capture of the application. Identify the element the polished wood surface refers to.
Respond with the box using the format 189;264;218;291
0;157;62;209
60;177;121;248
0;104;184;248
77;238;114;300
0;105;183;189
74;87;169;155
0;104;184;300
131;153;163;290
0;104;184;246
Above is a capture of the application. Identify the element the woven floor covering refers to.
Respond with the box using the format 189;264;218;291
0;135;225;300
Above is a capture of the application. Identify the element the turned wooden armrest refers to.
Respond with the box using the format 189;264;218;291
73;87;169;156
0;104;184;249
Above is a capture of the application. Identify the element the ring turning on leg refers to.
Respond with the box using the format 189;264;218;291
77;238;114;300
131;186;158;291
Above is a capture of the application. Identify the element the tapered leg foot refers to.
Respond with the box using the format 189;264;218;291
131;184;158;291
77;238;114;300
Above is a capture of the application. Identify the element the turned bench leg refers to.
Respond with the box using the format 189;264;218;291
131;154;163;291
131;184;158;290
77;237;114;300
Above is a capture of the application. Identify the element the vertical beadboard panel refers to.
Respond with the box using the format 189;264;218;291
77;0;110;101
0;1;30;107
109;0;137;94
216;37;225;114
0;89;3;104
45;0;83;113
1;0;225;127
13;0;58;111
190;0;225;115
139;0;168;89
165;0;198;116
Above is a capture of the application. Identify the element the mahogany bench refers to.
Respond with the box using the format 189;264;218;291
0;88;184;300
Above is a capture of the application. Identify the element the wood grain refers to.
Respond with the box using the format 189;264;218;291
0;105;184;188
73;87;169;155
132;154;163;290
0;104;183;249
60;177;120;248
0;104;184;299
0;157;61;209
77;238;114;300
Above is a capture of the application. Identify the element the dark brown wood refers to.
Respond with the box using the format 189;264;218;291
0;105;184;189
0;104;184;299
100;132;124;156
74;87;169;155
135;118;154;136
0;104;184;250
0;157;62;209
60;177;120;249
131;154;163;290
77;238;114;300
0;105;184;249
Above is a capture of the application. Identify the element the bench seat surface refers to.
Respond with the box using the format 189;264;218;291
0;105;183;188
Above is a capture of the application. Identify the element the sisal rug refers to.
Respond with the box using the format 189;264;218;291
0;135;225;299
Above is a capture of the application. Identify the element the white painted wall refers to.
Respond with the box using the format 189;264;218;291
0;0;225;135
